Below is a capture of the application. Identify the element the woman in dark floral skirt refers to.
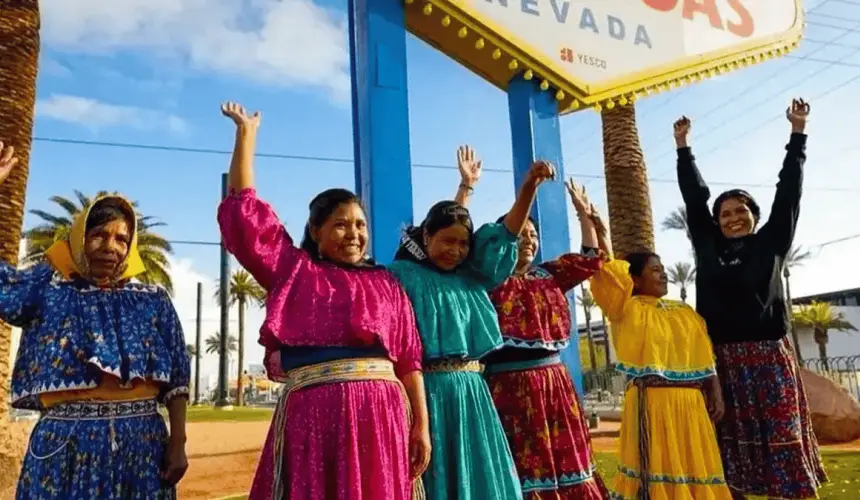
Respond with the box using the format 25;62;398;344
673;98;827;500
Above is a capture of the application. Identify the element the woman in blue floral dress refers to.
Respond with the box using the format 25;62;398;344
0;142;191;499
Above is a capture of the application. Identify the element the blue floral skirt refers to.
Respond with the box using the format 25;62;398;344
16;399;175;500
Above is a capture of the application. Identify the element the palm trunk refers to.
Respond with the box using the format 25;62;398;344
680;285;687;303
0;2;40;493
584;309;598;371
816;328;829;371
602;313;612;367
237;298;245;407
601;104;655;256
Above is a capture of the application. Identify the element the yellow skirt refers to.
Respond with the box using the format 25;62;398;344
611;385;733;500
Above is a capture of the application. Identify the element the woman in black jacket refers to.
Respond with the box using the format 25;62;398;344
672;99;826;500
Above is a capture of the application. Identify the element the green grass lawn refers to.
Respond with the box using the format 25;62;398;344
184;405;274;423
213;449;860;499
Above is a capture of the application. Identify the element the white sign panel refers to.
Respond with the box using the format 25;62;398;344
466;0;801;86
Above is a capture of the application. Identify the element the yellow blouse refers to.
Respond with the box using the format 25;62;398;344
589;259;716;380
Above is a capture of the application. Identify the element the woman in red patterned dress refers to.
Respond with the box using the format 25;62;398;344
454;145;606;499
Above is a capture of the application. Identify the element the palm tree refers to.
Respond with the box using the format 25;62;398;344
186;344;198;357
793;301;857;370
661;206;690;242
784;244;812;362
601;104;655;256
666;262;696;303
22;190;174;293
0;1;41;488
214;269;265;406
205;333;238;358
578;285;599;372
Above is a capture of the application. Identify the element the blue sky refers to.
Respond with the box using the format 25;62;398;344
20;0;860;387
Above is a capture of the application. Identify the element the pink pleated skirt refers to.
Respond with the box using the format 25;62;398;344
249;379;414;500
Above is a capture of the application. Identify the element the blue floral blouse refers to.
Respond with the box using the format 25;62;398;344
1;261;190;410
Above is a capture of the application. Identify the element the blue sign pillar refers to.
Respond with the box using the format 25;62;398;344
507;75;583;393
348;0;414;264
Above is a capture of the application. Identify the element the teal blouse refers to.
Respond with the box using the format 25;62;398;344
388;223;518;361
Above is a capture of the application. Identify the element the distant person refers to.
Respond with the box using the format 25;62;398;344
388;154;555;500
475;161;608;498
217;102;429;499
0;143;190;499
673;99;826;499
588;209;732;500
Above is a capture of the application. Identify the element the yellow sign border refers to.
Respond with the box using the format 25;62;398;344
404;0;804;114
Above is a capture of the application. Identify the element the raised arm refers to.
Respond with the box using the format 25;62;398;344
217;102;303;290
503;160;554;235
758;98;809;256
589;203;613;259
222;101;261;192
537;179;603;292
0;142;52;327
454;145;482;207
673;116;718;245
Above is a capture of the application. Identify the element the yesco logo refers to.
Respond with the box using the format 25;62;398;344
559;48;608;70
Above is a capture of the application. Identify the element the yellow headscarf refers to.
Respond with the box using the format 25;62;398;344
44;195;146;283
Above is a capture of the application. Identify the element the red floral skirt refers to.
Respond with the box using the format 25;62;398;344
487;355;607;499
714;337;828;499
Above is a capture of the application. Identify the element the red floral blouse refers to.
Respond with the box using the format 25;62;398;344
489;253;603;351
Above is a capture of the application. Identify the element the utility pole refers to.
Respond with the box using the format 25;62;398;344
194;281;202;404
216;172;231;407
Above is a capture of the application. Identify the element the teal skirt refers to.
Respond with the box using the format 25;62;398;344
423;368;523;500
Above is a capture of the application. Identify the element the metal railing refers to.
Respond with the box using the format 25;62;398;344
802;355;860;401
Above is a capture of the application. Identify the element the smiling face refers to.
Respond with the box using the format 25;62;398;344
312;201;368;265
516;219;539;271
425;223;471;271
632;255;669;298
718;196;756;239
84;218;132;280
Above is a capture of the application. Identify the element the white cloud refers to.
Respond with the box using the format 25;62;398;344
36;94;189;134
41;0;350;98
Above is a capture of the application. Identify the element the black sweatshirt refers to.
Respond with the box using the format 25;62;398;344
676;133;805;345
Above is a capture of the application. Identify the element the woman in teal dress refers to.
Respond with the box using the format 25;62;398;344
389;159;555;500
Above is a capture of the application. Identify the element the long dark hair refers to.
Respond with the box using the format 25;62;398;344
300;188;366;261
394;200;474;265
624;251;660;295
712;189;761;224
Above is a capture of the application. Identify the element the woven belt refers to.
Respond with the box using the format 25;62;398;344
630;376;706;500
424;359;483;373
43;398;158;420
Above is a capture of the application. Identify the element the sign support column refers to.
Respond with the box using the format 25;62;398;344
507;75;583;393
348;0;414;264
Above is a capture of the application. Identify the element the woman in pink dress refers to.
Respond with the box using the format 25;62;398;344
216;102;430;500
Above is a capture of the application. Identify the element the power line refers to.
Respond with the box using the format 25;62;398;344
31;135;857;192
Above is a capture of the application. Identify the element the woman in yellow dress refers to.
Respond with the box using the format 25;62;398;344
586;208;732;500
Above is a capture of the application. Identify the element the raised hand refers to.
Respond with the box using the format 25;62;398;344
457;145;482;188
673;116;691;148
565;178;591;215
524;160;555;188
0;141;19;185
786;98;810;133
589;203;608;237
221;101;262;130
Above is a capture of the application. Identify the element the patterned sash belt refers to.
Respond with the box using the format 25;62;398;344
630;376;706;500
270;358;424;500
484;353;561;375
43;398;158;420
424;359;483;373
